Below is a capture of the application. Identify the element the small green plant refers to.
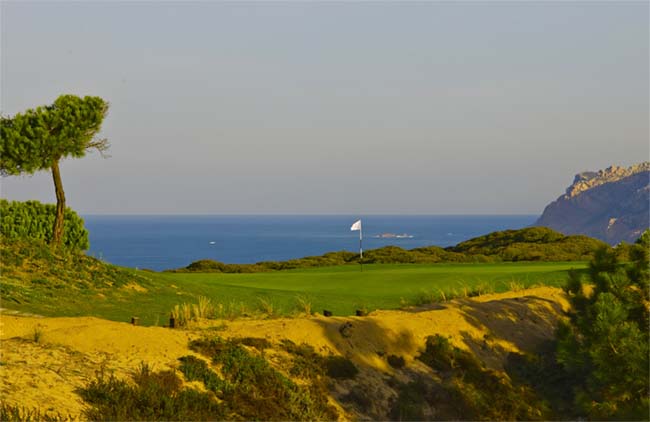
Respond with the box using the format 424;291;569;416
414;289;439;305
418;335;459;371
32;325;44;343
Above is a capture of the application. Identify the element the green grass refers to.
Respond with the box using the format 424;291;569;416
3;255;585;325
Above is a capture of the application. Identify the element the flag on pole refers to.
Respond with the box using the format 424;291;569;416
350;219;363;261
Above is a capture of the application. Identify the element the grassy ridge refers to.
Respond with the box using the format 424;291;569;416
1;238;584;325
172;227;606;273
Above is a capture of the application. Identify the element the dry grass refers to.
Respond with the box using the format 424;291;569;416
294;295;312;316
508;280;525;292
171;296;216;327
257;297;277;318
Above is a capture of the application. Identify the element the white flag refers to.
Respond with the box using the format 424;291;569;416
350;220;362;231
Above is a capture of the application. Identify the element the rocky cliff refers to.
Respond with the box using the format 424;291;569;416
536;162;650;245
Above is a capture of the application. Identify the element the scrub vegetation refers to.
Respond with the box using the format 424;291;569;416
173;227;607;273
0;199;89;250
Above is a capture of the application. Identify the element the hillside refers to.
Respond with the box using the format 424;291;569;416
536;162;650;244
1;287;571;420
448;226;607;261
175;227;605;273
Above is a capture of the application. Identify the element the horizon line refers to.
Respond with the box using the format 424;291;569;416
81;213;541;217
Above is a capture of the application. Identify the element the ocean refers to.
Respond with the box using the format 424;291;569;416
84;215;537;271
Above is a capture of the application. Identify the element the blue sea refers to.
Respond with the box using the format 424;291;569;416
84;215;537;271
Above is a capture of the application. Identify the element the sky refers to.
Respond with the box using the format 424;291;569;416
1;1;648;215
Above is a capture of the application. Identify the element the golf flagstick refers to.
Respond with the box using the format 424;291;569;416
350;219;363;272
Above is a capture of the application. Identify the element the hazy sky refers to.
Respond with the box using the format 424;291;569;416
1;1;648;215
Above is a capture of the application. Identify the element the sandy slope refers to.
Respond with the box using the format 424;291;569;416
0;287;569;419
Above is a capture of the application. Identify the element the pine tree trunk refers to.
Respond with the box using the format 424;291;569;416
51;160;66;246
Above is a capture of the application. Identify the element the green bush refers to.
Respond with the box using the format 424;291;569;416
78;363;225;421
325;356;358;379
0;199;89;250
189;337;337;420
556;239;649;420
178;355;229;394
450;227;607;261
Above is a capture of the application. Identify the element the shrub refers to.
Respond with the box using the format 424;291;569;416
234;337;272;351
387;354;406;369
0;199;89;250
190;336;337;420
450;227;607;261
325;356;358;379
178;355;229;394
556;243;650;420
389;378;429;421
174;227;604;274
280;339;326;379
78;363;225;420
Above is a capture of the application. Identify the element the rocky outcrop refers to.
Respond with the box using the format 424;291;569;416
536;162;650;245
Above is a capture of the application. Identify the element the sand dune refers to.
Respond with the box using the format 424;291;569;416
0;287;569;419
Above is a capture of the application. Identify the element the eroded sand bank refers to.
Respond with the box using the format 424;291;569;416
0;286;569;418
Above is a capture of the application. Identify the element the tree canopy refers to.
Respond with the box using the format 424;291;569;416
0;95;109;174
0;95;109;245
556;230;649;419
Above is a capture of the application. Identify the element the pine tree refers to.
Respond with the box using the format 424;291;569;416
557;230;650;419
0;95;109;245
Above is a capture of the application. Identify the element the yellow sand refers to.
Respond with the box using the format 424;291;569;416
0;286;569;418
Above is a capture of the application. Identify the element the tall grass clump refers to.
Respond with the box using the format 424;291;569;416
213;301;249;320
508;279;525;292
0;403;68;422
193;296;215;319
256;297;278;318
171;296;217;327
293;295;312;316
